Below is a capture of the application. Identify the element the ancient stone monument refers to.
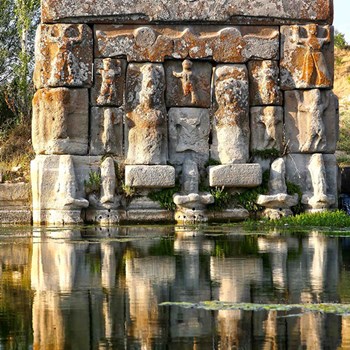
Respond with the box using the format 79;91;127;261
31;0;338;225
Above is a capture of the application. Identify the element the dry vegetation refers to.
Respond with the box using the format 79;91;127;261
335;47;350;165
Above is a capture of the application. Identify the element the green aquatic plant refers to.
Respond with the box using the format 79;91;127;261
160;301;350;315
148;184;181;211
84;170;101;195
207;186;232;211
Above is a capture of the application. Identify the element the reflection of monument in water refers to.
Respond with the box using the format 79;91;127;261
27;229;347;348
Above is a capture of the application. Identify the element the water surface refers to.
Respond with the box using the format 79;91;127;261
1;226;350;349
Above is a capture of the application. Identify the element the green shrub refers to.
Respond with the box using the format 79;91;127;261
335;31;347;49
148;184;181;211
84;171;101;195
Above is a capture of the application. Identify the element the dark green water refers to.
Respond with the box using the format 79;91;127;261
1;226;350;349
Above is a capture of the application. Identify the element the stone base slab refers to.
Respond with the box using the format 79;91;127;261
125;165;175;188
33;209;84;226
0;209;32;224
206;209;249;222
209;164;262;187
125;209;174;223
84;209;125;224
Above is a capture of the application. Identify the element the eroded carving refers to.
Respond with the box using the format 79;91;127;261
125;63;167;165
302;154;335;212
211;65;249;164
248;60;282;106
90;107;123;156
168;108;210;167
281;25;333;89
34;24;93;89
285;90;338;153
250;107;284;153
257;158;298;219
95;25;279;63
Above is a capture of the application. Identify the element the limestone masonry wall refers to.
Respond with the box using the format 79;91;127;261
31;0;339;225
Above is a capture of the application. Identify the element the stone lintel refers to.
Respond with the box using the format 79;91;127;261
125;165;175;188
209;164;262;187
41;0;333;25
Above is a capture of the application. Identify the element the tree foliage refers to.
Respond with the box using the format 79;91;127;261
335;30;348;49
0;0;40;129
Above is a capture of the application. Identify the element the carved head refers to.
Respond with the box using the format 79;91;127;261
182;59;193;71
216;78;239;107
140;64;164;108
306;24;318;37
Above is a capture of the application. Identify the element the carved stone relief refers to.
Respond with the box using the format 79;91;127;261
284;90;338;153
91;58;126;106
248;60;282;106
95;25;279;63
125;63;167;165
168;108;210;167
280;25;334;90
90;107;123;156
250;107;284;153
32;88;89;155
165;60;212;108
211;64;249;164
34;24;93;89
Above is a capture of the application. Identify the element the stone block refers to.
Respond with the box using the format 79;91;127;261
125;63;167;165
90;107;124;156
168;108;210;166
91;58;126;106
209;164;262;187
0;210;32;224
284;90;338;153
0;183;30;206
206;209;249;222
248;60;282;106
211;64;250;164
250;106;284;153
165;60;212;108
42;0;332;24
34;24;93;89
32;88;89;155
125;165;175;188
95;25;279;63
31;155;101;213
285;153;338;208
280;25;334;90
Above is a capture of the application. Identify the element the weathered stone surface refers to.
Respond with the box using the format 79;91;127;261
84;209;122;224
280;25;334;90
284;90;339;153
125;165;175;188
34;24;93;89
91;58;126;107
125;209;173;223
125;63;167;165
42;0;333;24
95;25;279;62
248;60;282;106
0;210;32;224
168;108;210;166
31;155;101;224
0;183;30;206
250;107;284;153
206;209;249;222
285;153;338;209
257;158;299;217
165;60;212;108
209;164;262;187
90;107;123;156
32;88;89;155
211;65;249;164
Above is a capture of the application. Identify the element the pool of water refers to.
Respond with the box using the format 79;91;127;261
1;225;350;349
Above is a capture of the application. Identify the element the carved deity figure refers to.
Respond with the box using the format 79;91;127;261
97;58;121;105
57;155;89;209
102;108;117;153
173;59;198;104
302;153;335;211
48;25;84;86
126;64;167;164
296;89;328;152
293;24;331;86
212;66;249;164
